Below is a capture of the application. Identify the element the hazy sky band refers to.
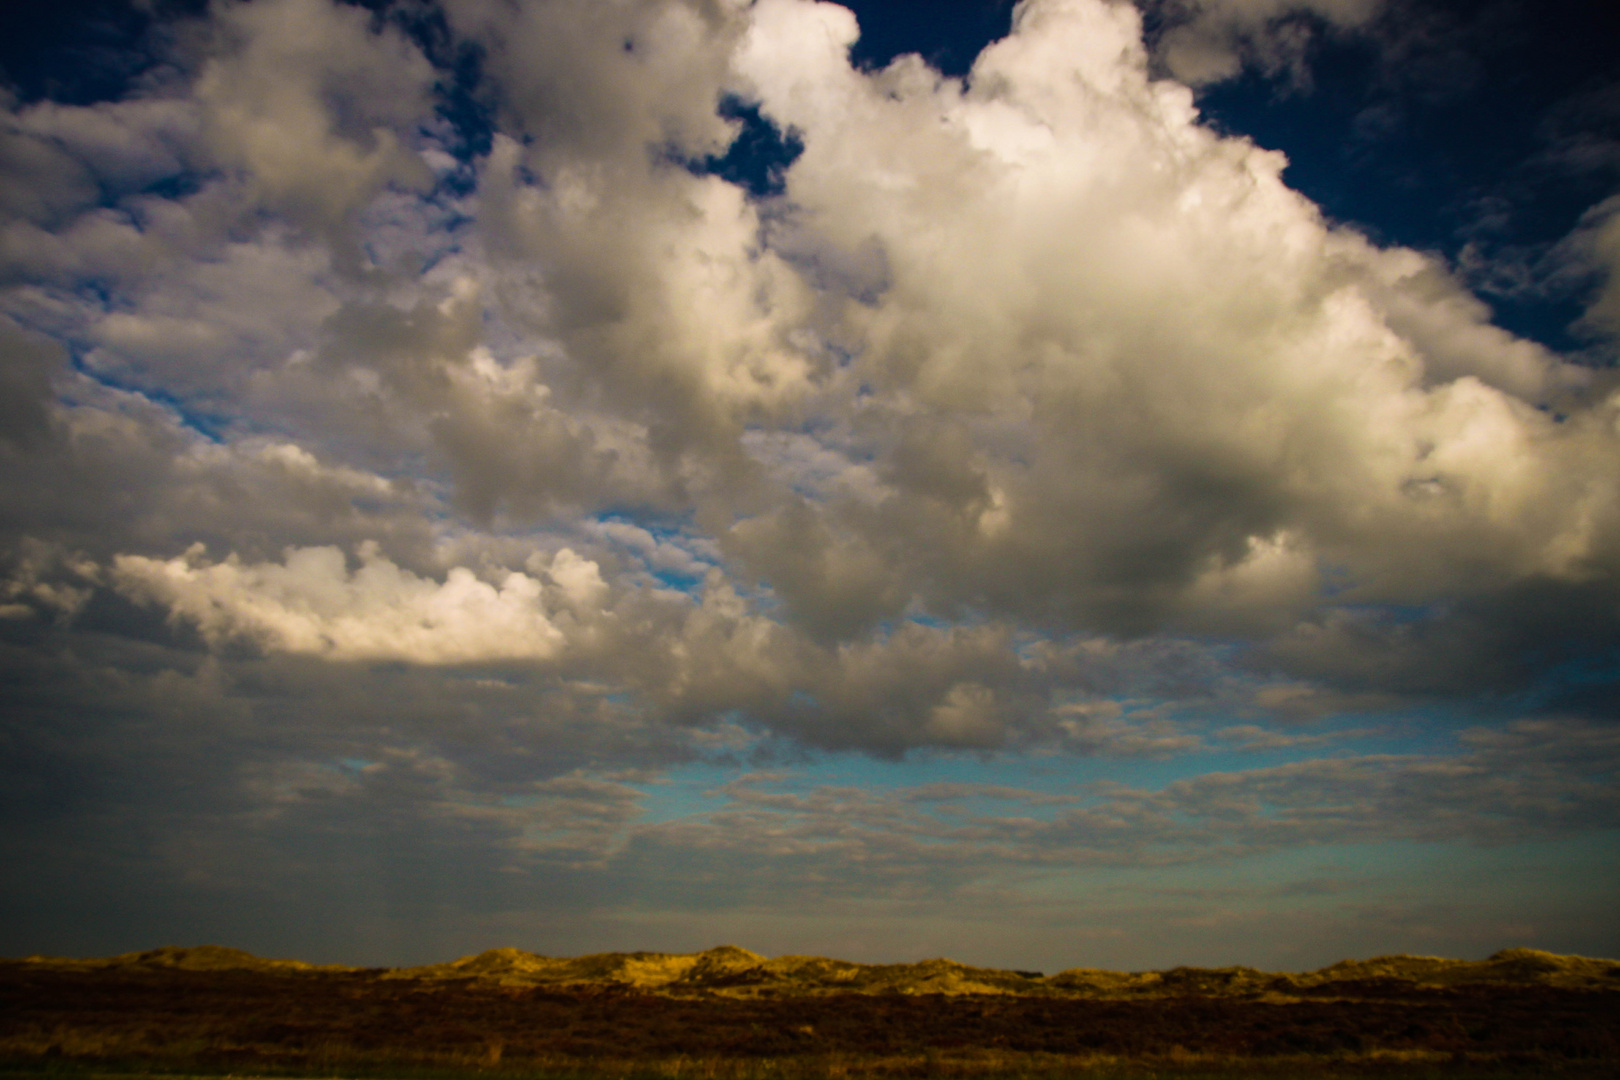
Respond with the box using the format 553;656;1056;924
0;0;1616;969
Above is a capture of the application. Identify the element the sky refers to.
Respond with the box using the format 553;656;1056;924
1;0;1618;973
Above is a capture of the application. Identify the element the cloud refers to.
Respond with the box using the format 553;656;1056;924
111;542;593;664
1568;194;1620;345
3;0;1616;752
248;753;651;869
1139;0;1387;87
0;94;198;227
1212;720;1373;750
632;717;1620;887
717;0;1617;650
192;0;436;236
1;0;1619;965
11;0;1615;675
0;538;95;621
0;316;63;451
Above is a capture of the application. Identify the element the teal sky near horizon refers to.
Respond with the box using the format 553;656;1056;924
1;0;1617;971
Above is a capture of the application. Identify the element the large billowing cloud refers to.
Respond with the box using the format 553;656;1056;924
2;0;1618;964
5;0;1618;737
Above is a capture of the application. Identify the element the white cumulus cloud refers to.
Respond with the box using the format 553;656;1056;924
112;542;597;664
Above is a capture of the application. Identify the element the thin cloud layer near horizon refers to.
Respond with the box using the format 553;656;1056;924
1;0;1617;971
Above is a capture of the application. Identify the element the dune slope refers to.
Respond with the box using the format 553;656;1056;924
16;943;1619;997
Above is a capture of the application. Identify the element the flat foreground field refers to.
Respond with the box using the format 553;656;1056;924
3;949;1618;1079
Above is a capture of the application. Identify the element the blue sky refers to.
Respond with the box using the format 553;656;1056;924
1;0;1617;971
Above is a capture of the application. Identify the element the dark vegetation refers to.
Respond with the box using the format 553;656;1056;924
3;961;1619;1079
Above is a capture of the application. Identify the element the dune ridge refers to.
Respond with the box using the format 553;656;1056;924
16;943;1619;998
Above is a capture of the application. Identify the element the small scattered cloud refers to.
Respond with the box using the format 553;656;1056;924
1137;0;1386;88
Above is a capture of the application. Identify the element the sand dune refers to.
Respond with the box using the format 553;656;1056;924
18;943;1619;998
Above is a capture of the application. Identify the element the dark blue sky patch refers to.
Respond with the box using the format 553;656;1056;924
355;0;498;163
1191;0;1620;355
138;173;206;204
687;96;804;199
433;50;498;168
0;0;204;106
130;388;232;444
840;0;1015;77
68;354;233;444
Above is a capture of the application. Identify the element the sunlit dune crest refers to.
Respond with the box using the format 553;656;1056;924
20;943;1620;997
